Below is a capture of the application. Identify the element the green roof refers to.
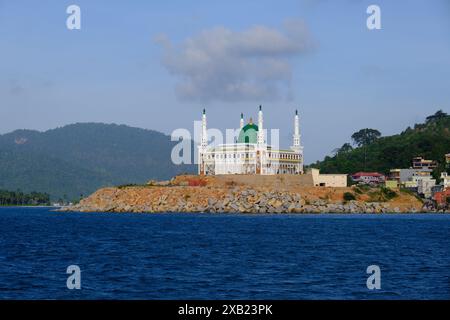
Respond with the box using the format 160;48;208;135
237;123;258;144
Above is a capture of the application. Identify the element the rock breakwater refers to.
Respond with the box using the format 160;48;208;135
61;175;426;214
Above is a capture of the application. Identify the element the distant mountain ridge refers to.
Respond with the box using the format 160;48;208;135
0;123;195;200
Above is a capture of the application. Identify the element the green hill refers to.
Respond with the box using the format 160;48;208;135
311;111;450;178
0;123;195;201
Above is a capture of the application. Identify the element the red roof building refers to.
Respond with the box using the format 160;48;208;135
351;172;386;184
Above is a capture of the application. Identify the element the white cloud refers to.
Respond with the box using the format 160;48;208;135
156;20;314;102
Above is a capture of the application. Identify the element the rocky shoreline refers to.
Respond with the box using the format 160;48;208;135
60;175;444;214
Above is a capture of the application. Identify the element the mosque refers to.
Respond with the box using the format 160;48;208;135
198;106;304;175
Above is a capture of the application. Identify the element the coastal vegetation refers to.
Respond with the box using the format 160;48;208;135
0;189;50;206
343;186;398;203
343;192;356;202
311;110;450;178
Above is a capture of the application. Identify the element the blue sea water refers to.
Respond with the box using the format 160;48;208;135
0;207;449;300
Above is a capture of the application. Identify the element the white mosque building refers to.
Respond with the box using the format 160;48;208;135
198;106;304;175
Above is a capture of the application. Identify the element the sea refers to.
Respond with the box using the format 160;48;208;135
0;207;449;300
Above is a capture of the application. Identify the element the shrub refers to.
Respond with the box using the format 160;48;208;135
357;184;371;192
353;186;363;194
343;192;356;201
380;186;397;200
117;183;138;189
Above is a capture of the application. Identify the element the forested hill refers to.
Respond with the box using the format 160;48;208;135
311;111;450;176
0;123;195;201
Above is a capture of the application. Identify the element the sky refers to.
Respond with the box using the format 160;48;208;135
0;0;449;163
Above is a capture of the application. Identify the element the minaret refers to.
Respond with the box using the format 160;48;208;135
240;113;244;130
292;109;301;150
201;108;207;150
291;109;304;174
199;108;207;175
257;105;264;146
256;105;265;175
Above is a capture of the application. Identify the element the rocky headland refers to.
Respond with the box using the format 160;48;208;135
60;175;437;214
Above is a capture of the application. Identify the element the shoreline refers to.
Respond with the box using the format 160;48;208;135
59;175;448;214
58;208;449;215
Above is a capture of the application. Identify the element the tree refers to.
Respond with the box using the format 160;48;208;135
351;128;381;147
339;143;353;154
343;192;356;201
314;110;450;175
350;128;382;172
0;189;50;206
426;110;447;123
332;143;354;156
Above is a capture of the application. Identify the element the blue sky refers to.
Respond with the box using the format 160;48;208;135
0;0;449;163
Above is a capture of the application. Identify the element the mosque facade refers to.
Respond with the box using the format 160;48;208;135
198;106;304;175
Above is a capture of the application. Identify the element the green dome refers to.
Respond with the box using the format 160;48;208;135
238;123;258;144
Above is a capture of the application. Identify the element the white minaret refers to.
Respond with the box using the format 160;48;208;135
256;105;265;174
201;108;207;150
199;108;208;175
291;109;304;174
257;105;264;146
292;109;301;151
240;113;244;130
